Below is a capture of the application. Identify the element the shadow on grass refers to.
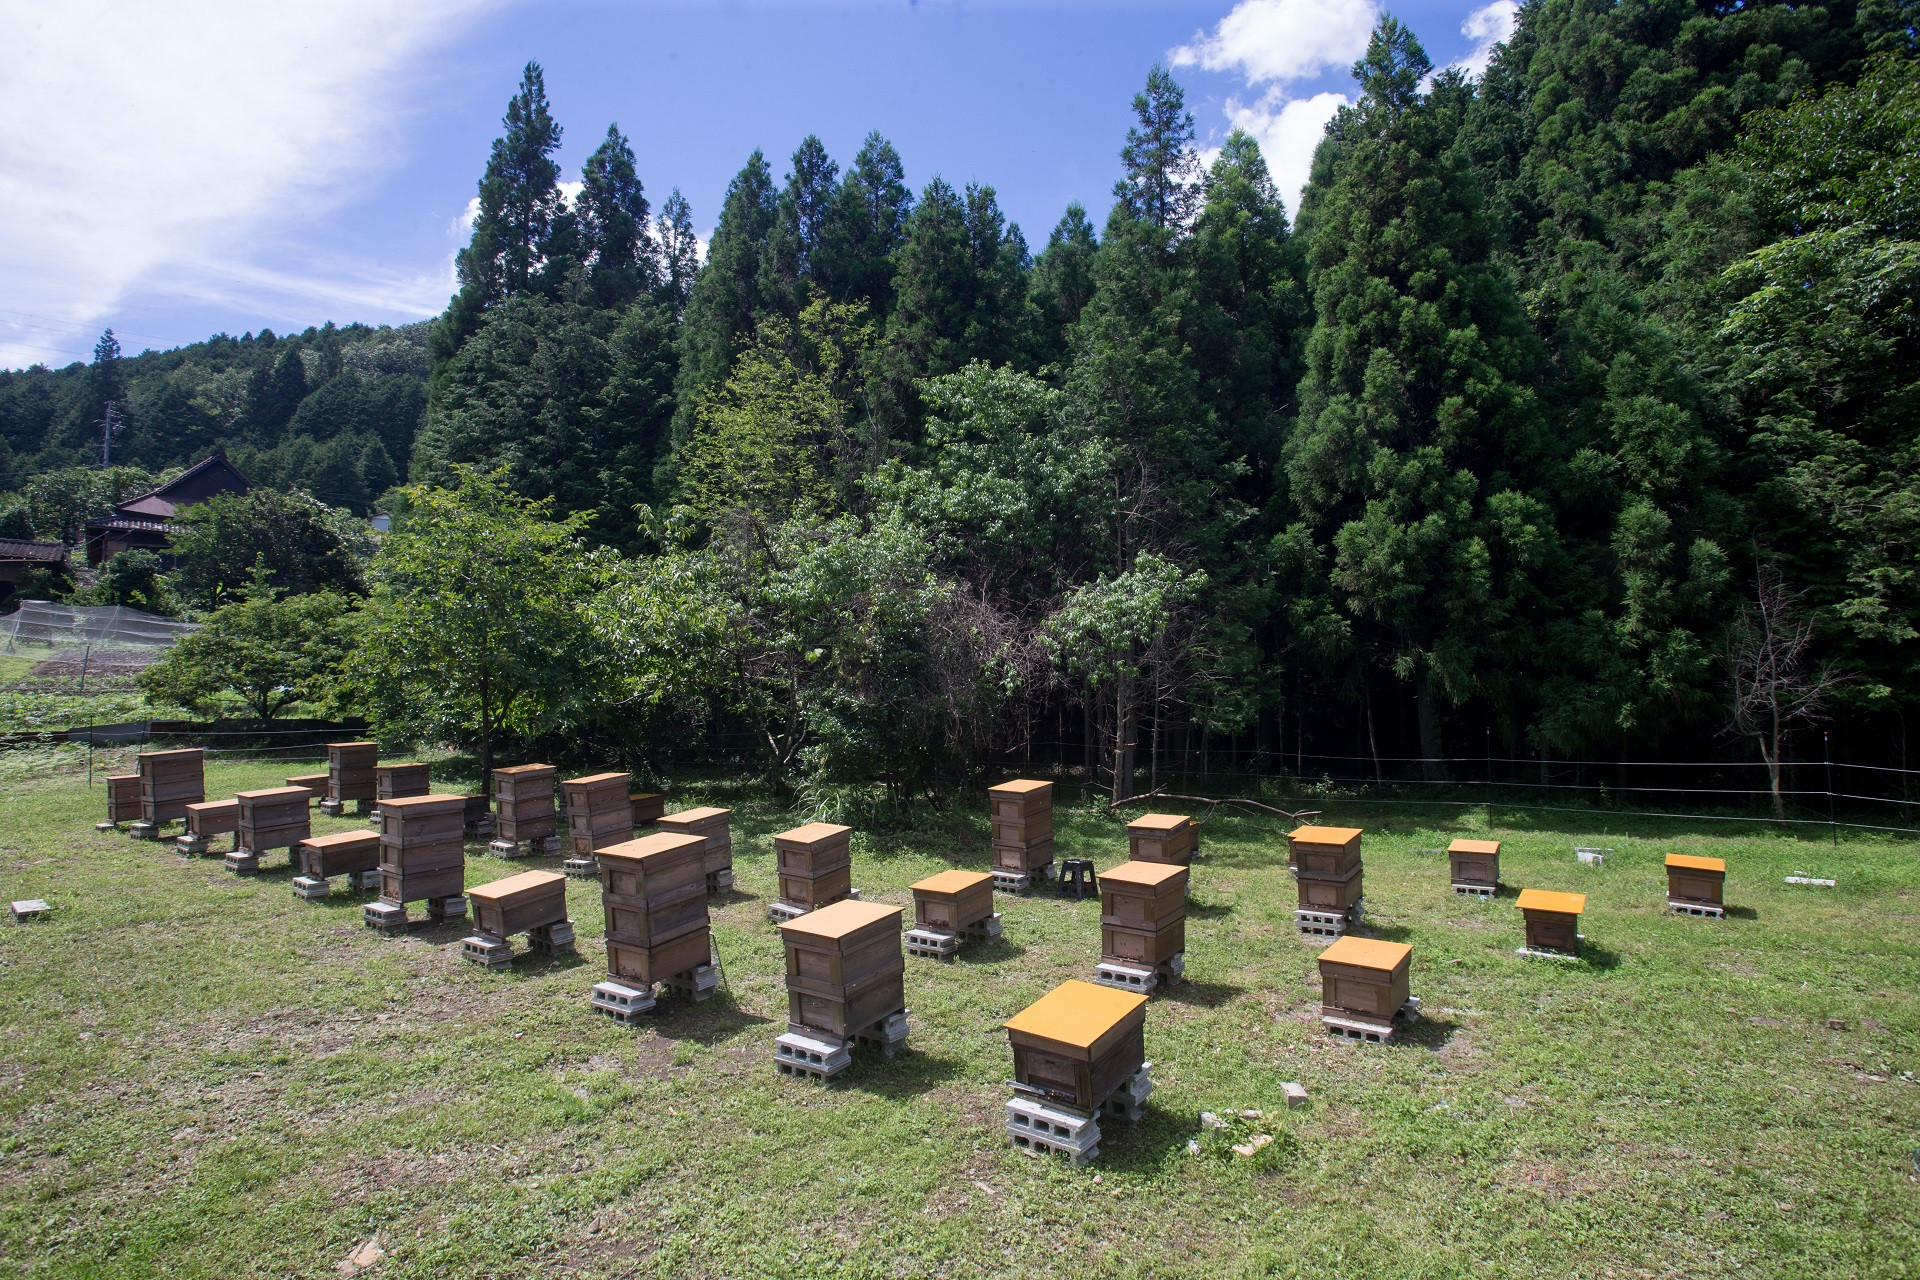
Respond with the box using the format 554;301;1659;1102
1575;942;1623;971
711;887;762;907
1161;979;1246;1008
1357;922;1415;943
1096;1110;1204;1171
1394;1015;1461;1051
1724;905;1759;921
656;998;773;1046
1185;898;1233;920
955;940;1029;966
844;1049;967;1098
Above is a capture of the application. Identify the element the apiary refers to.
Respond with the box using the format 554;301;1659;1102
177;798;239;856
1516;888;1585;957
775;899;908;1078
292;830;381;899
1317;935;1418;1042
1448;838;1500;897
770;822;853;921
905;870;999;959
322;741;378;814
364;793;467;933
1002;979;1153;1165
491;763;557;857
463;869;574;968
589;832;716;1018
1126;812;1195;864
1094;860;1188;991
1666;854;1727;917
230;786;311;874
988;779;1054;891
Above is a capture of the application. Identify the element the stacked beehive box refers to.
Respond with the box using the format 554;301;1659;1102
99;774;141;830
463;869;573;967
657;807;733;892
292;830;381;899
321;741;378;815
1515;888;1585;957
1448;838;1500;898
285;772;330;803
589;831;716;1019
988;779;1053;891
489;763;558;858
1666;854;1727;918
133;748;205;838
377;762;431;801
774;900;908;1079
1289;825;1365;939
177;798;239;856
1094;861;1188;992
1317;935;1419;1042
562;772;633;876
1127;813;1196;864
1003;979;1152;1165
462;793;493;838
629;792;665;825
905;870;999;959
365;794;468;933
230;786;311;873
770;822;854;922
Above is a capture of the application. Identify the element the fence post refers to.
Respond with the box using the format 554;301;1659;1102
1825;731;1837;847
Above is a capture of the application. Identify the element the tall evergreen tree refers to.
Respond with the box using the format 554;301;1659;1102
436;62;565;362
760;136;841;319
577;123;659;307
655;187;700;319
1114;65;1201;234
668;151;778;450
1028;203;1098;369
816;132;914;316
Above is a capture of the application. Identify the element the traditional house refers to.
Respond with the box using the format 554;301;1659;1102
0;538;70;609
84;452;251;566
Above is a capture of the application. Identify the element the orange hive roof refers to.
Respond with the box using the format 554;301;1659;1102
1096;860;1188;888
1449;839;1500;855
661;806;728;823
1290;825;1363;843
1128;812;1191;832
1665;854;1726;873
565;772;628;786
1516;888;1586;915
774;822;852;844
597;831;705;862
777;898;901;940
1318;935;1412;971
1004;979;1147;1050
911;870;993;895
990;779;1052;796
468;869;564;902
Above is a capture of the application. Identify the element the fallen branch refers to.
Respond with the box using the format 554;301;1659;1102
1108;787;1321;829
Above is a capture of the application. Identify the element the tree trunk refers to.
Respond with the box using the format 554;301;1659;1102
478;673;494;790
1365;682;1384;786
1417;686;1445;782
1112;669;1132;805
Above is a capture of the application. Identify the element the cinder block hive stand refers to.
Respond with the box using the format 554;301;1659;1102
464;869;573;968
905;870;999;959
1317;935;1420;1042
1003;979;1153;1165
775;899;908;1080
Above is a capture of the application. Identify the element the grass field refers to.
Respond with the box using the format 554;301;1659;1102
1;759;1916;1279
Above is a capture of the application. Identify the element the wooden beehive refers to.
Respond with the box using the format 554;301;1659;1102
1317;935;1413;1025
1097;860;1188;967
105;773;142;824
1297;864;1364;913
492;764;557;843
462;793;491;831
137;748;205;824
989;778;1053;822
378;793;467;905
469;869;568;939
910;870;995;931
326;741;378;803
629;792;666;825
657;807;733;875
1004;979;1148;1111
1666;854;1726;906
236;786;311;854
992;836;1055;875
285;772;330;802
1127;813;1195;864
1289;825;1363;879
1516;888;1585;955
183;798;239;840
1448;838;1500;888
563;772;633;855
988;779;1054;873
773;822;854;909
598;832;711;984
779;900;905;1042
298;830;380;879
376;762;432;803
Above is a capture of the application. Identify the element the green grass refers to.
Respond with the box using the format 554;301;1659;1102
1;762;1916;1279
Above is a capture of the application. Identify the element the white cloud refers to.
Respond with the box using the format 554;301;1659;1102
1171;0;1379;85
1220;90;1349;217
1453;0;1518;79
0;0;496;368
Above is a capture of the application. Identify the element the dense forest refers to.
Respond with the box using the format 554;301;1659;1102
6;0;1918;804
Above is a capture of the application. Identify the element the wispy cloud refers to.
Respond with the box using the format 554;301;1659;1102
0;0;497;368
1172;0;1379;217
1453;0;1518;78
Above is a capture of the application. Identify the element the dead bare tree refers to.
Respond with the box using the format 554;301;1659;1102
1725;563;1848;822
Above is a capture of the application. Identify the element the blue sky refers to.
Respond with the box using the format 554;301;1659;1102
0;0;1514;370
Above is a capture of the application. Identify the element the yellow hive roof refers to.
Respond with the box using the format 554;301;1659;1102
911;870;993;895
990;779;1052;796
1003;979;1147;1050
468;869;564;902
1097;860;1188;888
777;898;901;940
1516;888;1586;915
1665;854;1726;873
1290;825;1363;844
773;822;853;844
1449;839;1500;855
1318;935;1412;971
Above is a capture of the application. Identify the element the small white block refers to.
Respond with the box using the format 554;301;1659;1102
10;899;50;922
1281;1082;1309;1108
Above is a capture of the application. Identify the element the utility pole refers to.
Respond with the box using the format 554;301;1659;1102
97;401;124;467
